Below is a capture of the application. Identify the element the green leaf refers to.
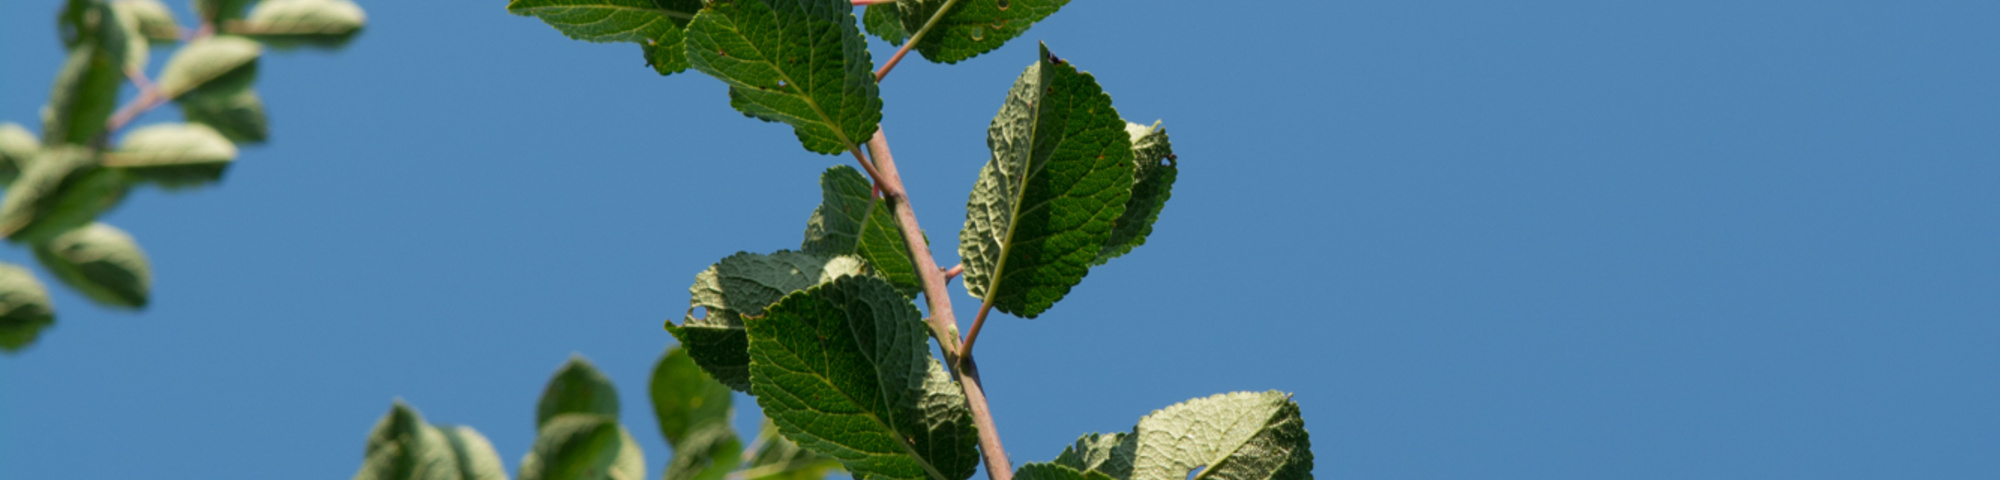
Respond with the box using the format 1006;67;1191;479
196;0;257;24
0;263;57;353
959;45;1133;318
1014;463;1116;480
651;346;735;444
684;0;883;155
115;0;183;42
43;29;126;146
1131;392;1312;480
742;420;842;480
507;0;702;75
538;355;623;429
666;250;856;391
34;222;152;309
1052;432;1135;480
106;123;236;190
353;401;461;480
801;166;920;296
228;0;369;50
896;0;1069;64
155;35;261;99
746;275;979;480
520;414;648;480
439;426;512;480
179;87;269;144
662;425;742;480
1093;121;1175;266
862;3;908;45
0;147;130;242
0;123;42;185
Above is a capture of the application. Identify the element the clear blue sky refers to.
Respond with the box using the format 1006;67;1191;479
3;1;1997;478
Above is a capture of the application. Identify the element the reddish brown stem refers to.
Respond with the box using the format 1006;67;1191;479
959;300;995;363
861;130;1013;480
942;264;963;281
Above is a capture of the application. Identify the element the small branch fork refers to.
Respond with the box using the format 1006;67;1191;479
104;19;217;140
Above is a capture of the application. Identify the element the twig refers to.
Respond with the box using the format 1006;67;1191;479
106;25;215;137
942;264;963;281
873;0;963;82
959;300;994;362
861;129;1013;480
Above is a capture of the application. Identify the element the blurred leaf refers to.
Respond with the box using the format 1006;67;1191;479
0;263;56;353
1130;392;1311;480
34;222;152;309
59;0;93;48
440;426;512;480
1093;121;1175;266
666;250;855;391
538;355;623;430
801;166;920;297
896;0;1068;64
179;86;269;144
196;0;256;24
684;0;882;155
746;275;979;480
960;45;1133;318
115;0;183;42
863;3;908;46
662;425;741;480
520;414;647;480
651;346;734;444
106;123;236;190
507;0;702;76
229;0;369;50
0;123;42;185
43;23;126;146
352;401;461;480
0;147;130;242
742;420;841;480
156;35;261;99
1013;464;1114;480
1052;432;1135;480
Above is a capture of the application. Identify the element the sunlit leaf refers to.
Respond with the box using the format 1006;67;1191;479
116;0;183;42
960;45;1133;318
352;401;460;480
34;222;151;309
440;426;511;480
0;147;130;242
666;250;858;391
1053;432;1135;480
0;123;42;185
520;414;647;480
1093;121;1176;265
155;35;260;99
801;165;921;296
229;0;369;50
1130;392;1312;480
538;355;622;429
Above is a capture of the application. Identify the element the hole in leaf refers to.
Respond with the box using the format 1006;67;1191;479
1186;466;1207;480
970;26;985;41
692;307;710;321
997;0;1010;10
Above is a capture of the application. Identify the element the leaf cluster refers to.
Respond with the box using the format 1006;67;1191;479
0;0;368;353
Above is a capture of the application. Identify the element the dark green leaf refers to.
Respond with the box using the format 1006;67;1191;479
538;355;623;429
684;0;882;155
155;35;260;99
507;0;702;76
439;426;511;480
959;45;1133;318
666;250;858;391
1093;121;1175;265
179;87;269;144
1131;392;1312;480
746;275;979;480
897;0;1068;64
520;414;647;480
0;123;42;185
651;346;735;444
196;0;256;24
34;222;151;309
0;147;130;243
228;0;369;50
801;165;920;296
1052;432;1135;480
0;263;56;353
352;401;460;480
1014;463;1115;480
43;29;125;146
862;3;908;45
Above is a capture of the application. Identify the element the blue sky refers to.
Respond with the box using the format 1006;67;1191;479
3;1;1997;478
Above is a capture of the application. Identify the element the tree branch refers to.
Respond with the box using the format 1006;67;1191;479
861;129;1013;480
